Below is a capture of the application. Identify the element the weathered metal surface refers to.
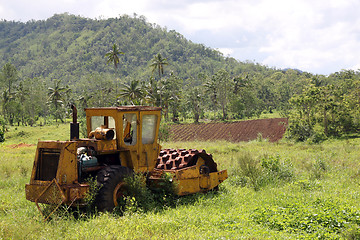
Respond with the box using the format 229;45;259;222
34;179;65;221
155;148;215;171
85;106;162;112
26;182;89;205
153;148;228;195
88;127;115;140
26;106;227;217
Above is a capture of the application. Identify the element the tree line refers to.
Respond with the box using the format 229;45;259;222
1;13;359;142
1;53;360;143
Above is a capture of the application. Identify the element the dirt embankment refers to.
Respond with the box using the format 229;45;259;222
169;118;288;142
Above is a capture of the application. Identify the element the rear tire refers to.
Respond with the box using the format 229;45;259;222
95;165;133;212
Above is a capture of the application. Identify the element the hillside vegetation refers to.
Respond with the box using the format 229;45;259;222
0;13;261;82
1;13;360;143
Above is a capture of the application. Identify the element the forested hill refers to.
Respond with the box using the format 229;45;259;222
0;13;267;83
2;12;360;144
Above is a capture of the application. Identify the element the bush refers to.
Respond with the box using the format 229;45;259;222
309;158;327;180
308;124;327;143
233;152;264;191
0;129;4;142
120;172;178;214
285;119;312;142
231;153;294;191
260;154;294;183
0;116;6;142
122;172;155;214
158;121;170;142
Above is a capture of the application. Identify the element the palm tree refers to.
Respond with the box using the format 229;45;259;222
47;79;68;122
105;44;124;70
118;80;144;105
105;44;124;96
150;53;168;78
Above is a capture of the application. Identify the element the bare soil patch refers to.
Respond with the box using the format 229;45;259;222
7;143;36;148
169;118;288;142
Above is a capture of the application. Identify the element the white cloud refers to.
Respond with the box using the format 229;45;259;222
217;48;234;57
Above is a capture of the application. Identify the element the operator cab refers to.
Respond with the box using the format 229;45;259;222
83;106;162;172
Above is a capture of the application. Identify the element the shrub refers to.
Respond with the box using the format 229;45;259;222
252;198;360;238
309;158;327;180
233;152;264;191
120;172;178;214
84;176;100;210
158;121;170;142
148;172;178;208
260;154;294;183
122;172;155;214
231;153;294;191
285;120;312;142
0;116;5;142
308;124;327;143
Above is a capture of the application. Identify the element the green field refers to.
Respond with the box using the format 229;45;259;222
1;123;360;239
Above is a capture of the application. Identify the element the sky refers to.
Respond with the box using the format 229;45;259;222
1;0;360;75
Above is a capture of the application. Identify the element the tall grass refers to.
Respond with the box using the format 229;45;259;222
1;124;360;239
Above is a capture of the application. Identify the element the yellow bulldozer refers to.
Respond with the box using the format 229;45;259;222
25;105;227;218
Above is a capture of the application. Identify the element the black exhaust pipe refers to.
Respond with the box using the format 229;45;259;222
70;104;79;140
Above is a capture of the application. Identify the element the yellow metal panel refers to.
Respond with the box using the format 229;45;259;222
175;178;201;195
57;142;78;184
174;166;200;179
119;151;133;168
95;139;117;152
139;112;161;172
199;175;210;189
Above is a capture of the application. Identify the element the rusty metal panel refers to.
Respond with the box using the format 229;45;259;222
34;179;65;205
152;149;228;195
65;184;89;204
30;141;67;184
26;183;90;205
25;184;47;202
34;179;65;221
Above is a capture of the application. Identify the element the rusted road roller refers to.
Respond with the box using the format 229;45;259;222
25;105;227;219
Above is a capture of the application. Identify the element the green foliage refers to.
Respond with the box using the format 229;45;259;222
0;116;5;142
287;71;360;142
150;53;168;77
231;152;263;190
120;172;177;214
158;121;171;142
148;172;178;208
252;198;360;238
122;172;155;214
231;153;293;191
309;157;327;180
83;176;100;209
260;154;294;183
105;43;124;70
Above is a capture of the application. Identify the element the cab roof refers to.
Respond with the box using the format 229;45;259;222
85;106;162;112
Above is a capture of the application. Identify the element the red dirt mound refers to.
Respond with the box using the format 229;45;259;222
169;118;288;142
8;143;36;148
